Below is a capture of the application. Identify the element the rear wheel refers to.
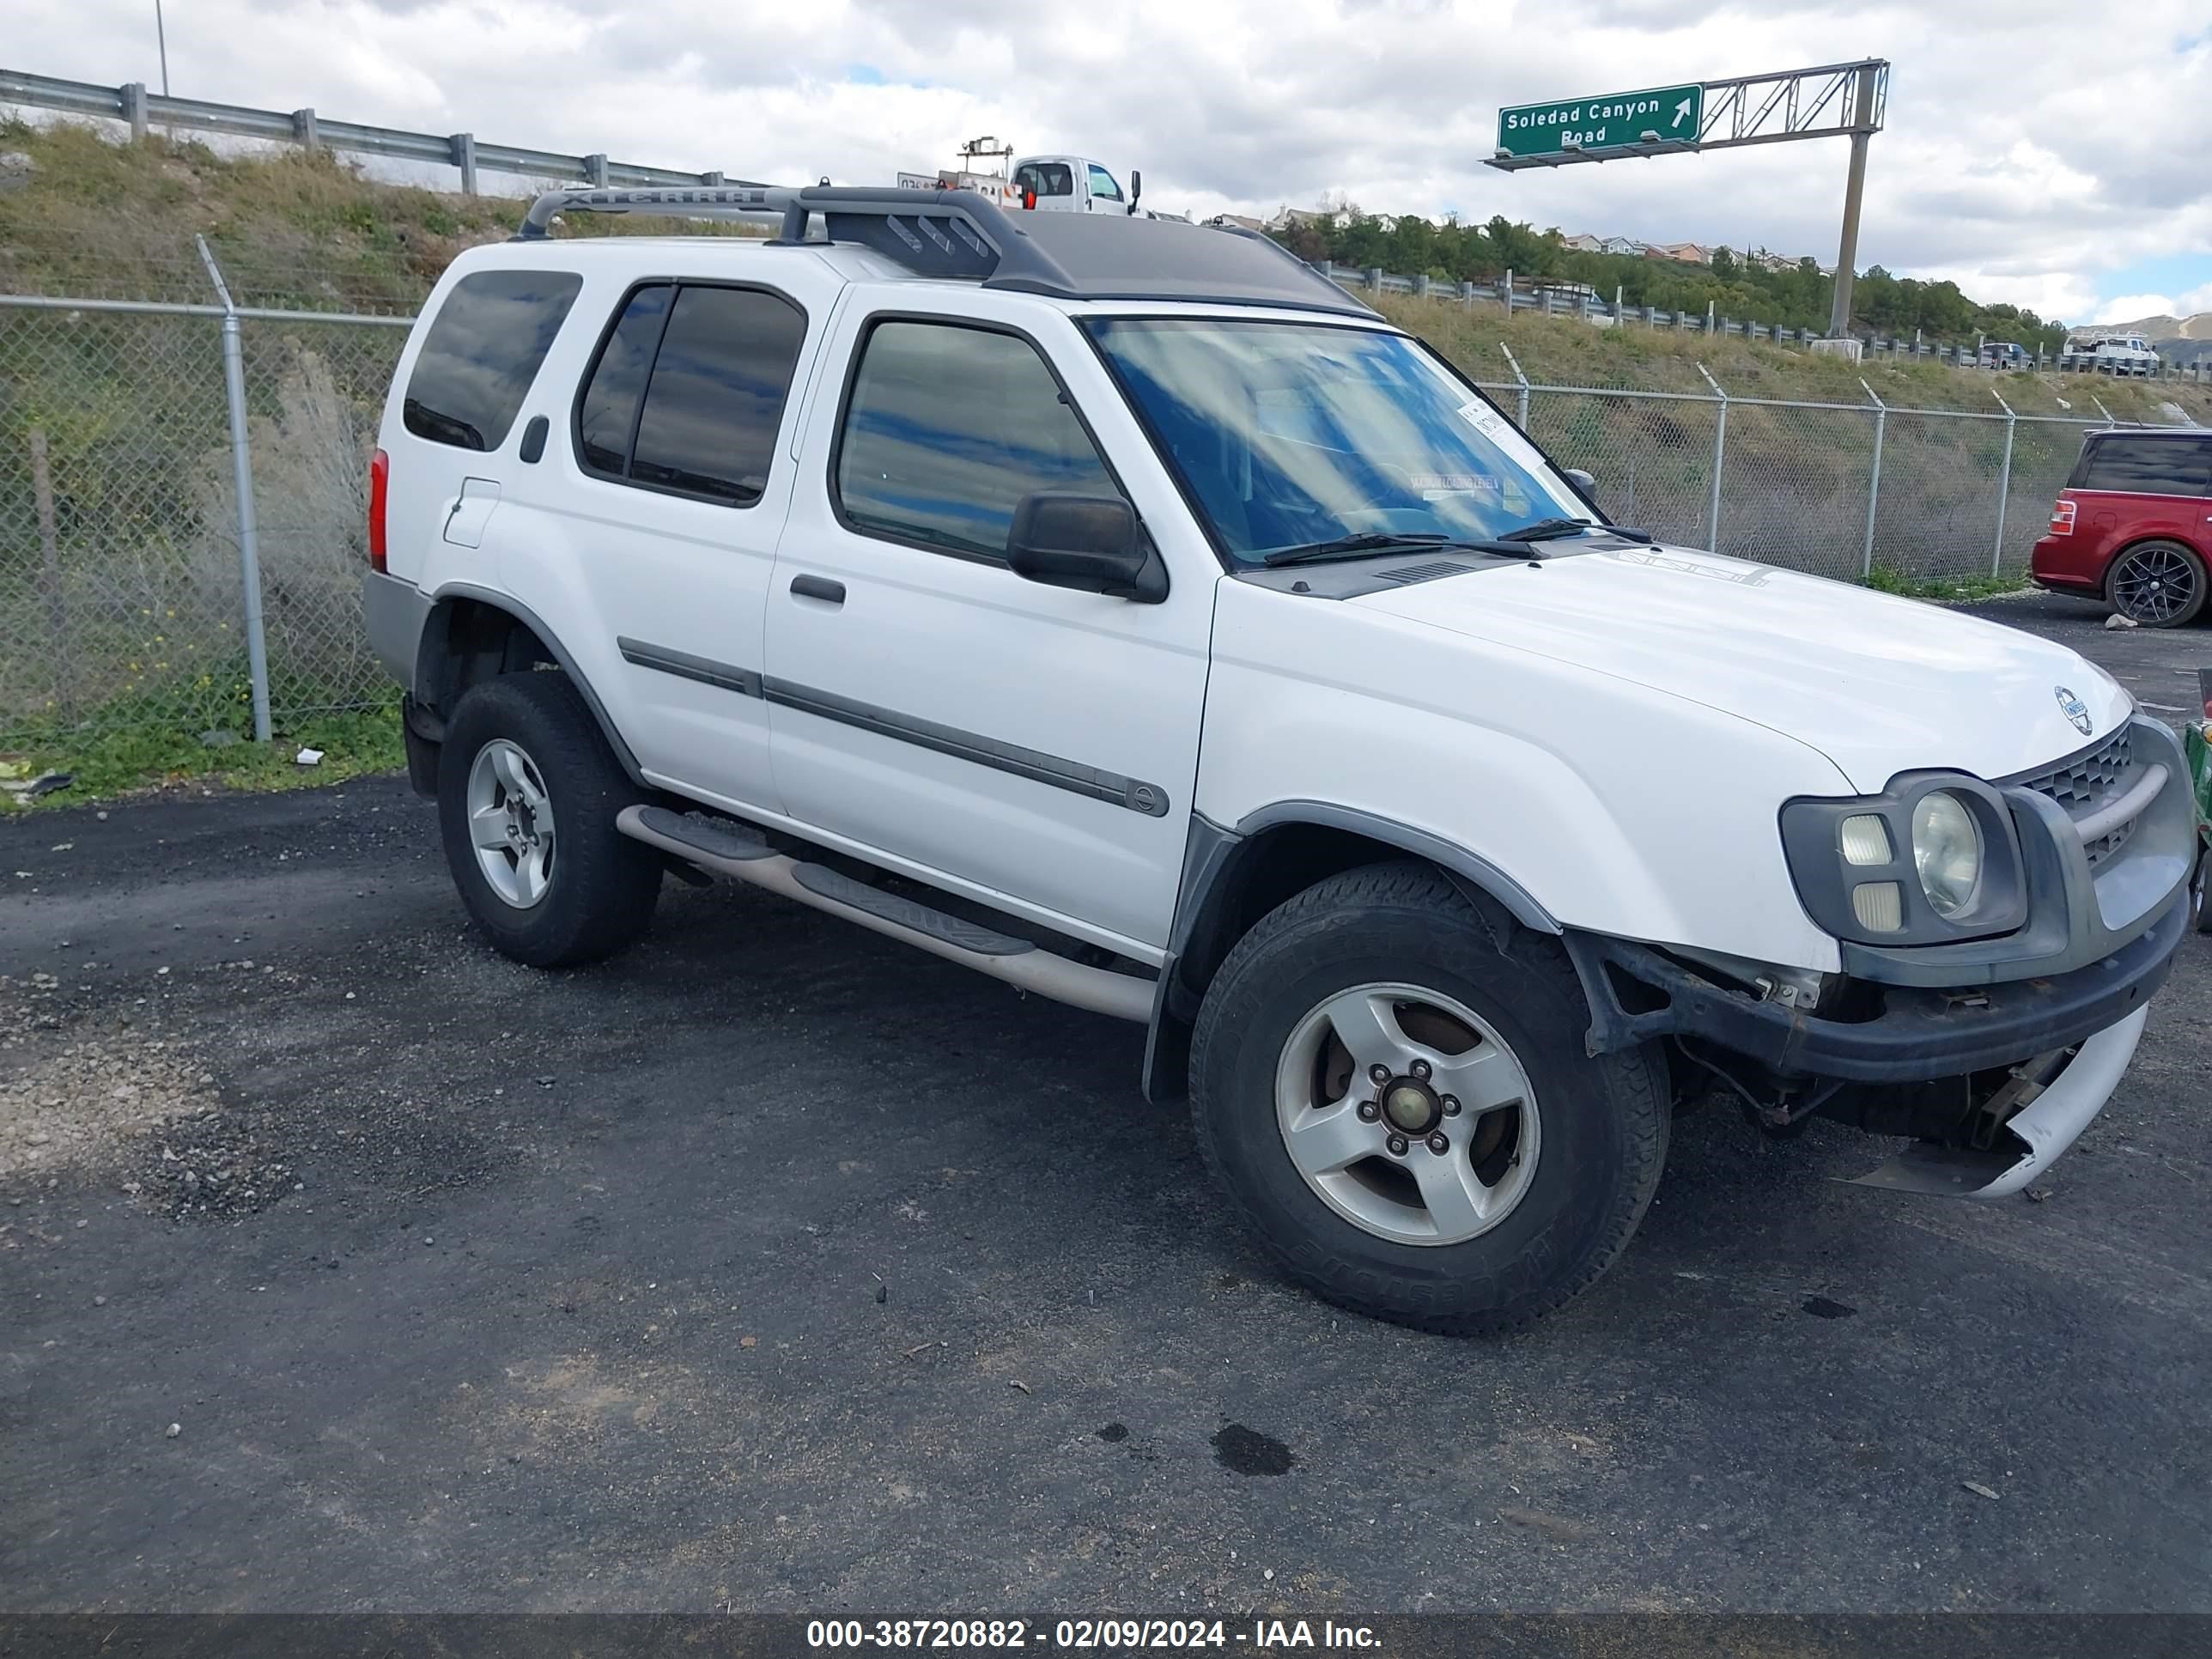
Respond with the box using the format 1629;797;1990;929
2106;539;2207;628
437;672;661;968
1188;860;1668;1335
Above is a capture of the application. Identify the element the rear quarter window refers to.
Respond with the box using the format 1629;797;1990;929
404;269;584;452
2073;435;2212;497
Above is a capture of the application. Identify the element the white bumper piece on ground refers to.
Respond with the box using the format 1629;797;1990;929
1847;1006;2150;1199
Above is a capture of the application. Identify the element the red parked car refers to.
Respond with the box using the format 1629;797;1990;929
2032;428;2212;626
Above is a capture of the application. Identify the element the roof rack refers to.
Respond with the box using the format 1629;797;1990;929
513;183;1375;318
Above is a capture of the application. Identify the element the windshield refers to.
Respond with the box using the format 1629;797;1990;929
1083;319;1588;563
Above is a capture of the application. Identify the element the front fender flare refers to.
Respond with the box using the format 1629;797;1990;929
1139;801;1560;1103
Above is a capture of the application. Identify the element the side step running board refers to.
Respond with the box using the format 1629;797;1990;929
617;805;1153;1024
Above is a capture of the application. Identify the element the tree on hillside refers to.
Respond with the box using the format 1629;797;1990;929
1269;215;2069;350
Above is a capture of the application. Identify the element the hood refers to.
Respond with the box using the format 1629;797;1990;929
1355;542;2130;792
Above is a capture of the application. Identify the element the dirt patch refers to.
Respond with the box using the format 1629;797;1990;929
0;983;217;1182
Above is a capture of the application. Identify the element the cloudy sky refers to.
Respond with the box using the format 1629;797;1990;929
10;0;2211;325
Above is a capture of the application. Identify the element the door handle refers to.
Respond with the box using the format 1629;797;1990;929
790;574;846;605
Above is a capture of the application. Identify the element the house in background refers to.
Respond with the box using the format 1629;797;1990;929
1209;213;1270;234
1559;232;1605;253
1598;234;1645;257
1268;203;1360;232
1649;241;1712;264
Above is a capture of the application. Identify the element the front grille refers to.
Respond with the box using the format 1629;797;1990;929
2018;726;2133;812
2014;727;2137;866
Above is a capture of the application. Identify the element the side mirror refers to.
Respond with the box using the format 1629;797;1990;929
1128;169;1143;215
1007;494;1166;603
1563;467;1597;495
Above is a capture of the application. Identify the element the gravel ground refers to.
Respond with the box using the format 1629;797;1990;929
3;592;2210;1620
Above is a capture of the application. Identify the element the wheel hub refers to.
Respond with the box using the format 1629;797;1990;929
1380;1077;1443;1135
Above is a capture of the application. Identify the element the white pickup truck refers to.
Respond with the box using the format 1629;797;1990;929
361;184;2192;1335
2069;334;2161;376
899;153;1146;216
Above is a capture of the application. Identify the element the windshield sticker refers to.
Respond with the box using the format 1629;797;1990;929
1455;399;1508;436
1409;471;1501;493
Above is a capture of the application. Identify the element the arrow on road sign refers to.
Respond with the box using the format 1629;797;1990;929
1672;95;1693;130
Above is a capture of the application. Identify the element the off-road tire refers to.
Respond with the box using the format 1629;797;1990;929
1188;860;1668;1335
438;672;661;968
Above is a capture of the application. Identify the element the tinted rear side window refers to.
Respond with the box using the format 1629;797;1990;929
404;270;582;451
576;284;672;474
834;320;1119;561
2075;436;2212;496
575;284;808;507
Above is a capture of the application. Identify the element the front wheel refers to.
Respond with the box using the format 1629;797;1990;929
2106;540;2207;628
437;672;662;968
1188;861;1668;1334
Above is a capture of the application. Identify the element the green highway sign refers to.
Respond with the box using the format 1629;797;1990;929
1494;82;1704;165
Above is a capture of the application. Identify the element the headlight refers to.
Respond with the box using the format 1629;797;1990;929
1779;776;2025;946
1911;791;1983;918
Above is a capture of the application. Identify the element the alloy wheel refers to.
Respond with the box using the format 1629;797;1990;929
465;738;556;908
1273;981;1540;1247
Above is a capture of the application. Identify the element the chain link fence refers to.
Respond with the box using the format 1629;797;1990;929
1482;375;2124;586
1;284;405;751
0;270;2152;754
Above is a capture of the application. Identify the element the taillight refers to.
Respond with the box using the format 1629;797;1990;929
2048;495;2076;537
368;447;389;571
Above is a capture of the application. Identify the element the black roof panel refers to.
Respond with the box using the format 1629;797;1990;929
802;187;1376;317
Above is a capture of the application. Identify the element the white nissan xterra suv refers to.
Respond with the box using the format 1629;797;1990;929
364;185;2193;1334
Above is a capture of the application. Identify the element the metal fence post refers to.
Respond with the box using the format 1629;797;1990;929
1499;343;1532;429
1698;362;1729;550
194;235;273;744
1859;378;1887;577
1990;388;2017;579
1503;269;1513;315
451;131;478;195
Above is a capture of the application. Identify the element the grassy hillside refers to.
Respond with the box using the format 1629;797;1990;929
0;118;757;313
1382;294;2212;423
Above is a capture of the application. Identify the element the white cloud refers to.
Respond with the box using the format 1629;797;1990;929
2178;280;2212;317
2095;294;2179;324
5;0;2208;325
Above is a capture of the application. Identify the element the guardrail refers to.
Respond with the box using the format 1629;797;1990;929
1322;262;2211;382
0;67;763;195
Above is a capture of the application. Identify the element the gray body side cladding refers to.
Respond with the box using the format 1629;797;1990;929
363;569;434;689
1139;803;1559;1103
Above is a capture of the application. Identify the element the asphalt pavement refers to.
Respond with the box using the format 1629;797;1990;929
3;591;2210;1617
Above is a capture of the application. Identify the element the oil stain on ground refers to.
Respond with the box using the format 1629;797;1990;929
1212;1422;1297;1476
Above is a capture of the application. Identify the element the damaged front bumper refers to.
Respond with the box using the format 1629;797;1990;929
1846;1006;2148;1196
1563;715;2193;1200
1564;888;2185;1200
